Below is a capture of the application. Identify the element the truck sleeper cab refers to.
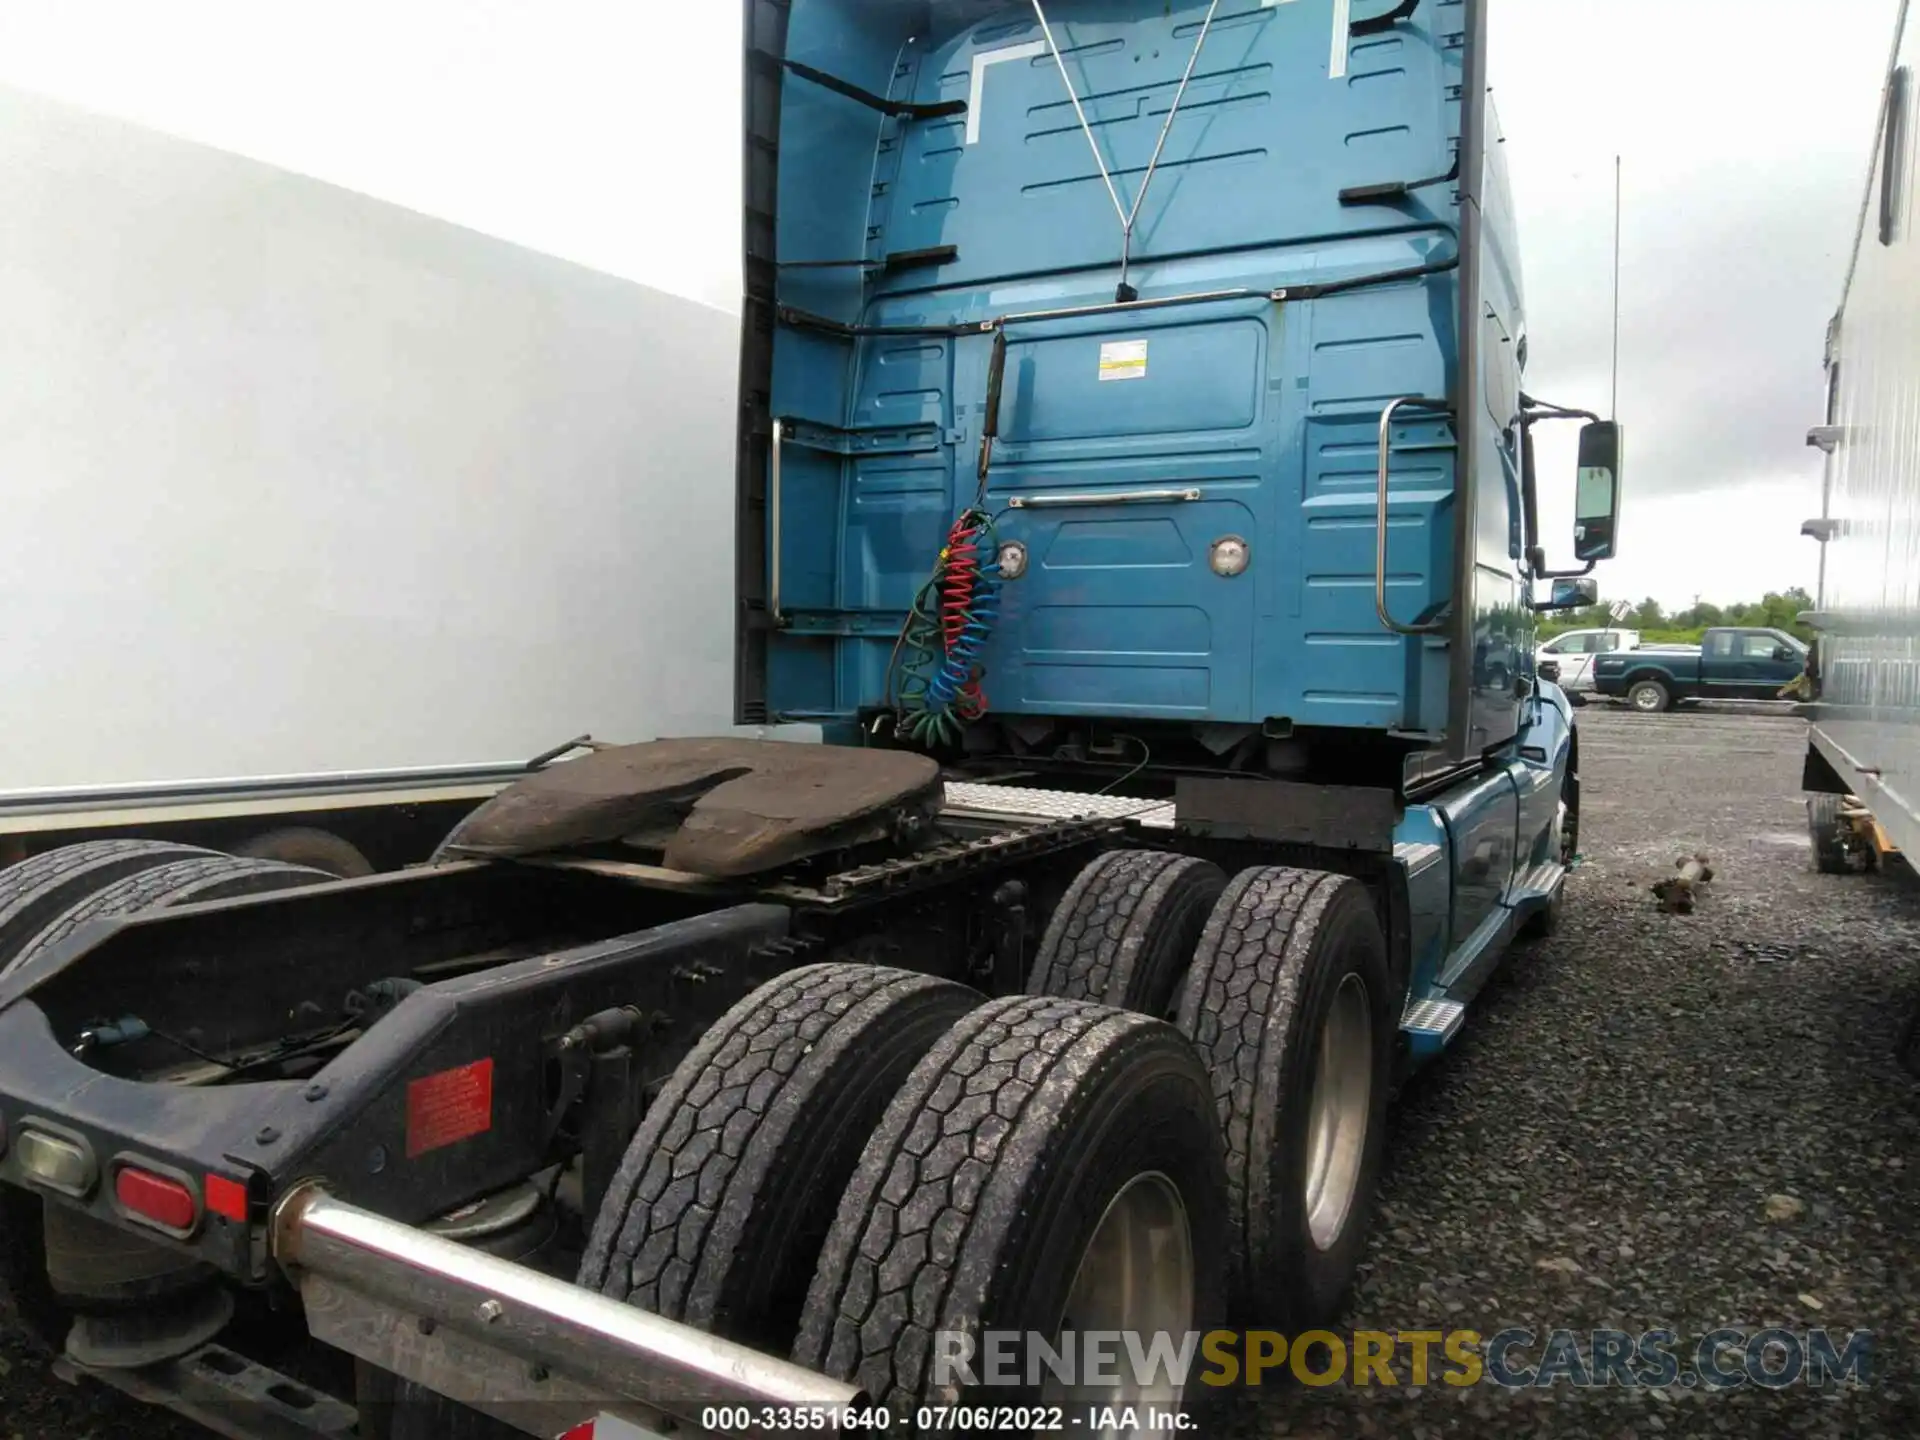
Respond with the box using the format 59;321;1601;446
0;2;1622;1438
746;0;1522;754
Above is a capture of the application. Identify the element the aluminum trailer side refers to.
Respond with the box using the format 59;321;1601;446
1801;2;1920;872
0;83;745;870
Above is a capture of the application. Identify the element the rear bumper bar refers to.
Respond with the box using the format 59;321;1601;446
272;1183;864;1438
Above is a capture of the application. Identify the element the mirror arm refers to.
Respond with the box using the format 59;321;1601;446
1519;391;1602;425
1536;557;1598;581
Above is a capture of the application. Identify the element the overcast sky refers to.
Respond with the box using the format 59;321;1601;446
0;0;1897;611
1498;0;1898;610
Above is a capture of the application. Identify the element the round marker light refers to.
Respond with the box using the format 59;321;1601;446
997;540;1029;580
1210;536;1251;577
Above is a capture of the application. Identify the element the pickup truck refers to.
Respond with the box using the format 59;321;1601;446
1595;627;1808;711
1536;627;1642;696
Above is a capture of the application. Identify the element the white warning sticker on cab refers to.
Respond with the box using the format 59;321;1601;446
1098;338;1148;382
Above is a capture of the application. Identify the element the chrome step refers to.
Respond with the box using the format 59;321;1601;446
1509;860;1565;905
1400;997;1466;1046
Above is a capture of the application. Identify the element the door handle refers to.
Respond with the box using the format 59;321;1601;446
769;418;786;627
1006;488;1203;509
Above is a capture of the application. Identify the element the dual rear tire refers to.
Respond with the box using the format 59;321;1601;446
567;850;1393;1434
0;838;1393;1433
579;964;1229;1429
1032;851;1395;1328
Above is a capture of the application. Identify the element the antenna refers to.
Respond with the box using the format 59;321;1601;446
1610;154;1622;420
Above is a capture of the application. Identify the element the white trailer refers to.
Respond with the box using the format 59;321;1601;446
1801;0;1920;895
0;82;746;871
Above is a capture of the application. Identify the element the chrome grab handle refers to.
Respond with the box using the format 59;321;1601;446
1008;487;1203;510
1376;396;1453;636
769;418;786;626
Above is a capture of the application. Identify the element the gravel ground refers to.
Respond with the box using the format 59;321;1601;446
1231;706;1920;1438
2;707;1917;1438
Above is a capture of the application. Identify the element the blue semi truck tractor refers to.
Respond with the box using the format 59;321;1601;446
0;2;1620;1437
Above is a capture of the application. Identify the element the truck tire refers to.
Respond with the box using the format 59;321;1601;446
1627;678;1671;713
795;996;1228;1423
1026;850;1226;1017
1523;754;1580;940
234;826;373;878
1807;795;1854;874
3;854;333;978
581;964;982;1354
0;840;220;969
1175;868;1393;1329
0;854;333;1354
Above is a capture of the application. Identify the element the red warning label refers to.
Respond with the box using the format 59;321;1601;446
405;1058;494;1159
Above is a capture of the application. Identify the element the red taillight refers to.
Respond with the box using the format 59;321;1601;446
115;1166;197;1232
204;1174;248;1223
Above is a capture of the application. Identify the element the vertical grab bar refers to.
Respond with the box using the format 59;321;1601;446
769;418;785;627
1376;397;1454;635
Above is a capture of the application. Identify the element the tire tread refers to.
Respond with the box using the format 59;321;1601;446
1027;850;1225;1011
1176;867;1345;1266
4;856;328;977
796;995;1193;1411
580;963;979;1344
0;840;219;969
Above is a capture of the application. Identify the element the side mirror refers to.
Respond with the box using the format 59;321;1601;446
1533;577;1599;613
1774;645;1795;663
1573;421;1622;562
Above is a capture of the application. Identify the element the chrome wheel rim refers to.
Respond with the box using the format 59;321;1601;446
1633;687;1660;711
1042;1173;1194;1436
1304;974;1373;1252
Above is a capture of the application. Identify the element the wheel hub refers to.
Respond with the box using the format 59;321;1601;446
1043;1173;1194;1437
1304;974;1373;1252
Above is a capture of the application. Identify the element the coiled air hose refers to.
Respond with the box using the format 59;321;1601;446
892;330;1010;749
895;509;1001;748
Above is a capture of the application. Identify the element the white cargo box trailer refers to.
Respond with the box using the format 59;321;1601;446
0;81;748;871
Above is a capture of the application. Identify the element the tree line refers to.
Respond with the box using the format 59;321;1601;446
1541;589;1815;646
